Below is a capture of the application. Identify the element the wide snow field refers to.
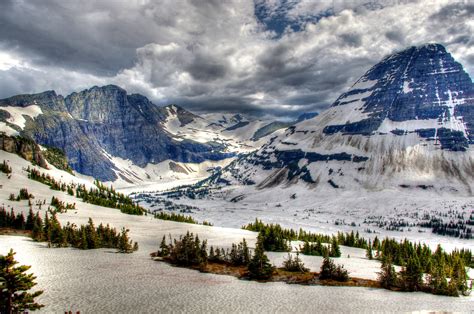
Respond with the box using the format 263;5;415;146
2;232;474;313
147;184;474;253
0;150;473;312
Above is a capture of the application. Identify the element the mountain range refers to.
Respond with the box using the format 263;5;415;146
0;86;314;183
0;43;472;194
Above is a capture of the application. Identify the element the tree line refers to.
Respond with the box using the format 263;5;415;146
154;232;350;282
154;212;198;224
155;232;275;280
378;246;471;297
26;167;145;215
0;206;138;253
242;219;472;296
242;218;363;254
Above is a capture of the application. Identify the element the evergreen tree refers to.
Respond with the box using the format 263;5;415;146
282;252;309;273
85;218;99;249
451;255;469;295
319;256;337;280
117;228;134;253
48;213;66;247
80;228;88;250
0;249;44;313
400;256;423;291
43;213;50;242
158;235;169;257
241;238;250;265
378;257;398;289
366;240;373;260
319;256;349;281
330;237;341;257
248;234;274;280
25;209;35;230
31;213;43;241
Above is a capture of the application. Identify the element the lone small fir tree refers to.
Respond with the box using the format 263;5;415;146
247;234;274;280
282;252;309;273
117;227;136;253
0;249;44;313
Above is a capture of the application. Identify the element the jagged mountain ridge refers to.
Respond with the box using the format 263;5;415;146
0;86;236;181
0;85;300;183
208;44;474;194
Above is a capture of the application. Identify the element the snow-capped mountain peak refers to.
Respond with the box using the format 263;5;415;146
209;44;474;194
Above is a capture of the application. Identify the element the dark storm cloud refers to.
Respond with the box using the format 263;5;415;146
165;96;262;115
339;33;363;47
0;1;142;75
385;30;405;44
185;54;229;82
0;0;472;118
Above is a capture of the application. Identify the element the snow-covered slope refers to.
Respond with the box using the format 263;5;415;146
162;105;288;154
1;134;472;313
103;105;292;188
0;104;43;136
209;44;474;195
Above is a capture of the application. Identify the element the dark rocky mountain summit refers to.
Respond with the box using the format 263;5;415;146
323;44;473;150
209;44;474;193
0;85;231;181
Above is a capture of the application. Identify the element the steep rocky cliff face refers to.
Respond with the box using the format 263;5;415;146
0;85;231;181
208;44;474;194
0;134;48;168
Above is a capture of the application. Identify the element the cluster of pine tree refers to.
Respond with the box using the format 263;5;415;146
8;188;33;202
282;253;309;273
335;230;368;249
242;220;292;251
156;232;208;266
375;237;472;269
247;234;275;279
208;239;251;266
50;196;76;213
156;233;275;280
27;167;145;215
429;219;472;239
301;237;341;257
0;160;12;174
0;207;34;230
0;206;138;253
75;181;145;215
319;256;349;282
242;219;367;253
154;212;198;224
378;250;471;297
27;167;69;191
36;215;138;253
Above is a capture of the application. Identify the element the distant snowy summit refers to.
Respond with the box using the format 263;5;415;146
209;44;474;194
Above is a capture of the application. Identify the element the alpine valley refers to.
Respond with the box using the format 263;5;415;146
0;43;473;313
0;85;309;186
134;44;474;249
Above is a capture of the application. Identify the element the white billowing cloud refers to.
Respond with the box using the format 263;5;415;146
0;0;472;117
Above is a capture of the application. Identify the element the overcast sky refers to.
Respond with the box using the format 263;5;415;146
0;0;472;118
